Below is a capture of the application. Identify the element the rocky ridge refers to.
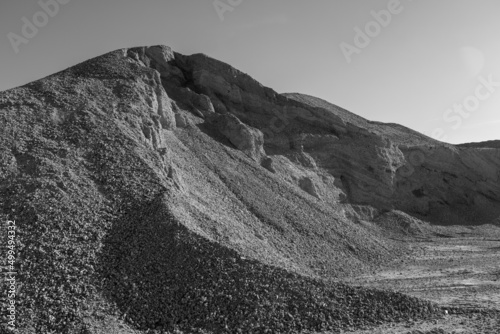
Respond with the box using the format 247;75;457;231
129;45;500;226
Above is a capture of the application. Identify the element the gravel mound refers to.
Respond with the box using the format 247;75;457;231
0;47;444;333
96;194;440;333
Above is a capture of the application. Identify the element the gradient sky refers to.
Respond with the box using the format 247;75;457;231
1;0;499;144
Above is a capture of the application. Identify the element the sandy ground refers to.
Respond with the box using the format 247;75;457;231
351;238;500;311
325;233;500;334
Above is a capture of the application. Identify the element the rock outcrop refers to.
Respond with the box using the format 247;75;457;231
207;113;265;162
151;46;499;225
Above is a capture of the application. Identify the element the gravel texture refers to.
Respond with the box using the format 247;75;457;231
0;46;475;334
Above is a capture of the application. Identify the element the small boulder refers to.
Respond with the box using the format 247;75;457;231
299;177;320;199
175;113;189;128
261;157;275;173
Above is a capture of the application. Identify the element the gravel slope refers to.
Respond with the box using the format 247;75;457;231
0;48;452;333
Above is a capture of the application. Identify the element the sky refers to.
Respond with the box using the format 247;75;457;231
1;0;499;144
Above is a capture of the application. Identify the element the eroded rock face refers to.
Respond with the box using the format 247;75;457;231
146;46;499;225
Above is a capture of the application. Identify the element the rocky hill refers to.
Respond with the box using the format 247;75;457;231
0;45;498;333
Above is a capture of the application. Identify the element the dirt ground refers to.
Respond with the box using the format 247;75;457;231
326;228;500;334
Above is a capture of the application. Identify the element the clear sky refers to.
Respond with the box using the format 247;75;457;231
1;0;499;144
